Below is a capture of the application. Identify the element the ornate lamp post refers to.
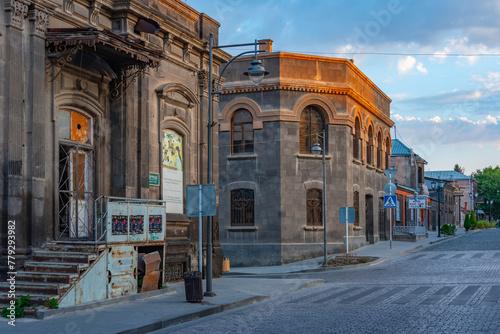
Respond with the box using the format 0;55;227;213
431;180;445;237
311;130;327;265
205;34;269;296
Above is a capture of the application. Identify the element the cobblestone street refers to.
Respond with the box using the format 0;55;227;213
158;230;500;333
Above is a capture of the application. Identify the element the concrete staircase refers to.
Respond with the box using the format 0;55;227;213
0;241;104;316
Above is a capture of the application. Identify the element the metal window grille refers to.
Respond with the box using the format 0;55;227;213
307;189;323;226
354;191;360;226
58;142;94;239
231;189;254;226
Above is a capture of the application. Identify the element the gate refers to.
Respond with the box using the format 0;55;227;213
58;142;94;239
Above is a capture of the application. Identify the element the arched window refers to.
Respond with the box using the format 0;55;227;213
232;110;253;154
231;189;254;226
307;189;323;226
385;138;391;170
354;191;360;226
353;118;361;160
367;126;373;165
300;106;325;154
377;132;383;169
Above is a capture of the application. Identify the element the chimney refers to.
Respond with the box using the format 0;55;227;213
258;39;273;53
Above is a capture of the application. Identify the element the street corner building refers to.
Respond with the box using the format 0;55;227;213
217;41;395;266
0;0;230;307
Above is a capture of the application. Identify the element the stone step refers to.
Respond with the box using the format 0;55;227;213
24;261;88;274
33;250;96;264
15;271;79;284
43;242;105;254
0;281;70;295
0;293;58;306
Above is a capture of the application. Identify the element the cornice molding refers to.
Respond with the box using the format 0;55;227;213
222;84;394;127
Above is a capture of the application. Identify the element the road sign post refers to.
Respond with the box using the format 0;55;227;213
339;207;355;264
186;184;216;284
384;167;398;250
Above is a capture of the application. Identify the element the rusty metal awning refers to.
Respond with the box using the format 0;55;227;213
45;27;162;71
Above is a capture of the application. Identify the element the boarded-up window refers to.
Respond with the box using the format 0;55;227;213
231;189;254;226
232;110;253;154
307;189;322;226
300;106;324;154
59;110;91;144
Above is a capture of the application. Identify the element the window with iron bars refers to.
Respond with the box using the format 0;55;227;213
307;189;323;226
231;189;254;226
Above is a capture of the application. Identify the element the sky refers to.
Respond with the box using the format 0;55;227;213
185;0;500;175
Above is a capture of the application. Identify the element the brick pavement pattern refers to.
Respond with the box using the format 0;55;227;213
161;229;500;334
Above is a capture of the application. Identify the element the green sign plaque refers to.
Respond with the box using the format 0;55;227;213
149;173;159;186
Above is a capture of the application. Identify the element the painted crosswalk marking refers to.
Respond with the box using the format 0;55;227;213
450;286;480;305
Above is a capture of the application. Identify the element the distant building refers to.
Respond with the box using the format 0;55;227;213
425;171;478;227
217;41;394;266
389;139;429;237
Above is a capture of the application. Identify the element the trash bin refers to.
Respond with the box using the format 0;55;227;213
183;271;203;302
222;257;230;272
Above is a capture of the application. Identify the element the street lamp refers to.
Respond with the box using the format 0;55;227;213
311;130;327;265
431;180;445;237
205;34;269;297
487;200;494;221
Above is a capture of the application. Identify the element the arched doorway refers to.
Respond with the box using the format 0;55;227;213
365;194;374;244
58;109;94;239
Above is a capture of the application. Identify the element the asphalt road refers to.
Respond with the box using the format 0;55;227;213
157;229;500;333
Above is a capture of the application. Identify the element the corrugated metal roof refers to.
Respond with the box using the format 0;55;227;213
424;170;471;181
391;139;412;156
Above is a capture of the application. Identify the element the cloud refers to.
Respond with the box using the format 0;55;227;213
397;56;427;75
397;56;416;75
472;72;500;93
395;115;500;147
416;62;427;74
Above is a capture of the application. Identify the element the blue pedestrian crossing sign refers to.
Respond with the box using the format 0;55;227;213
384;195;397;208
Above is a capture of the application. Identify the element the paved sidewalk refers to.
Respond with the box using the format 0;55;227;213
0;229;466;334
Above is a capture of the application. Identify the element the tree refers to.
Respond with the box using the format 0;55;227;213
454;164;464;174
472;166;500;221
464;213;471;231
471;210;477;230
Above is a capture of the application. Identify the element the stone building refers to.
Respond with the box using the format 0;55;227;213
1;0;228;305
217;42;394;266
390;139;430;233
425;171;478;227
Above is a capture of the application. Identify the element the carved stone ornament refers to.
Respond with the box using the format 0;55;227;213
63;0;74;14
163;33;174;53
6;0;29;30
183;43;192;63
198;69;208;90
89;1;102;26
32;8;50;35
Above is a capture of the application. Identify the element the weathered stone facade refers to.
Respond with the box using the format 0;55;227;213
1;0;228;279
218;45;394;266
